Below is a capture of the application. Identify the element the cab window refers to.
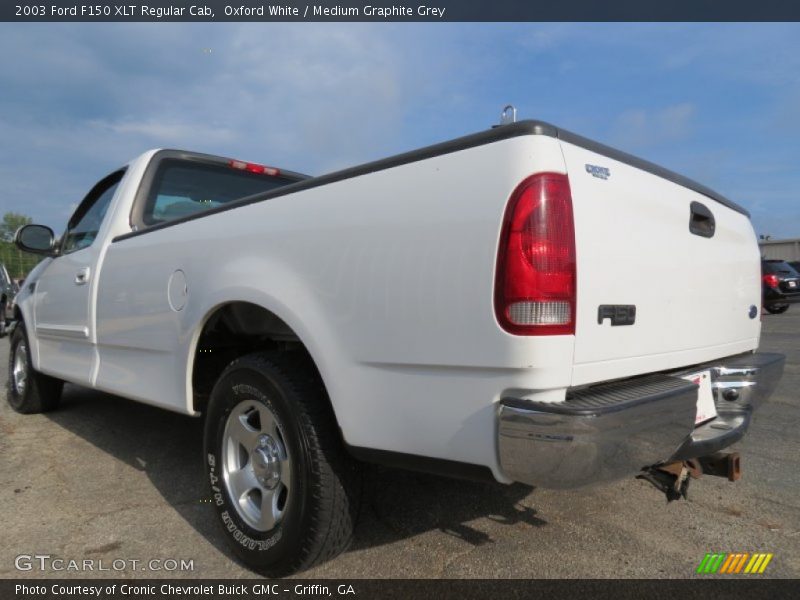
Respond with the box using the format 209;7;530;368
142;160;294;226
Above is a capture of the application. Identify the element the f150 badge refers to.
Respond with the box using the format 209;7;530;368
586;164;611;180
598;305;636;326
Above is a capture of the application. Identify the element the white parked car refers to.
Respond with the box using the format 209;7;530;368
7;119;784;575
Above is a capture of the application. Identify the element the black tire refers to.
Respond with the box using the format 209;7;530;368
6;322;63;413
0;302;6;337
765;304;789;314
203;351;360;576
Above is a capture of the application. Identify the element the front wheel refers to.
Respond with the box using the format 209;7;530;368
203;351;360;576
6;323;63;413
765;304;790;314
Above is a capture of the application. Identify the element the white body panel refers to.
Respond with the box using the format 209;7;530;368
17;129;762;482
26;152;158;383
93;136;570;481
33;247;96;384
561;141;762;385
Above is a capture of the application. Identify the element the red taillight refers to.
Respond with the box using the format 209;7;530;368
495;172;576;336
763;274;779;289
228;159;280;177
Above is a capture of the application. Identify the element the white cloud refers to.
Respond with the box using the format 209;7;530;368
90;118;237;146
611;102;696;150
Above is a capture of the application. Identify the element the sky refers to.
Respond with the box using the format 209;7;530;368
0;22;798;238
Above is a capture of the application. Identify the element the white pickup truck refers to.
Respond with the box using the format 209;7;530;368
7;118;785;575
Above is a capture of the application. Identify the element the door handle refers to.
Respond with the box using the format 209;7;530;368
689;201;715;238
75;267;90;285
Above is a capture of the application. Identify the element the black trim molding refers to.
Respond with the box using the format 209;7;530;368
346;445;497;484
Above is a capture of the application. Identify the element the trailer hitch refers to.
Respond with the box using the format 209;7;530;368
637;452;741;502
697;452;741;482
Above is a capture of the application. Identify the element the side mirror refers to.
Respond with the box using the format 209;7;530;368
15;224;57;256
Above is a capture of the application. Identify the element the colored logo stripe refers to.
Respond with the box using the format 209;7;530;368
721;553;748;573
719;554;736;573
697;552;773;574
733;553;749;573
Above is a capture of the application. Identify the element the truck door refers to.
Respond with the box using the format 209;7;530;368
33;170;124;385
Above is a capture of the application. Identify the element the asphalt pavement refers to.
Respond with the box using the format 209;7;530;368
1;311;798;579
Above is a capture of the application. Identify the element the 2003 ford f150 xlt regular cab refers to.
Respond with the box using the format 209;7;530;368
6;119;785;575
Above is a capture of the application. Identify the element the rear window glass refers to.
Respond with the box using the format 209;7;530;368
143;159;295;225
763;261;799;276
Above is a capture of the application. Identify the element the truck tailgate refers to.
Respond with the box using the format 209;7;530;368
560;140;762;385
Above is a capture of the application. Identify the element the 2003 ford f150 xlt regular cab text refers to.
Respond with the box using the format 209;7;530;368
6;119;785;575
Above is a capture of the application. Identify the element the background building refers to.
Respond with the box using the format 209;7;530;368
759;237;800;261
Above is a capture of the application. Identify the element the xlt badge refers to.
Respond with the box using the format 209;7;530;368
586;164;611;180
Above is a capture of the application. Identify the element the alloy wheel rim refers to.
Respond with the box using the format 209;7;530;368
221;399;292;532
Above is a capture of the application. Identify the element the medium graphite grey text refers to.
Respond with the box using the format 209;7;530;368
225;4;447;18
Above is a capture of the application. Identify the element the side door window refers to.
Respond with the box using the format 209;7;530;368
62;170;125;254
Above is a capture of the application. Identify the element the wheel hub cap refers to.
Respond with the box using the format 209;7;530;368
252;435;282;489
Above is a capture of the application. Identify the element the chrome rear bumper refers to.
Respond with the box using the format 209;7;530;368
497;352;785;488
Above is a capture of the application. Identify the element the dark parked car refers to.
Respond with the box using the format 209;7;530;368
762;259;800;314
789;260;800;274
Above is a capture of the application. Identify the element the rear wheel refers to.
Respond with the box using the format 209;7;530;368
6;323;63;413
203;351;360;576
765;304;789;314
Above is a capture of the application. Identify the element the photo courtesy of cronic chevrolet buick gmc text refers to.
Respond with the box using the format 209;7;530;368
6;118;785;576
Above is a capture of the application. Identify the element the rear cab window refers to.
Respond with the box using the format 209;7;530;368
141;158;300;227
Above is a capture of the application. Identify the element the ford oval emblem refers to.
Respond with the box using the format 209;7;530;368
749;305;758;319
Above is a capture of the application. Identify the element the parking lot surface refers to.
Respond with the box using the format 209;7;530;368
2;312;799;579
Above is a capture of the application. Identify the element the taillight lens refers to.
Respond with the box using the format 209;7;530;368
495;172;576;335
763;274;779;289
